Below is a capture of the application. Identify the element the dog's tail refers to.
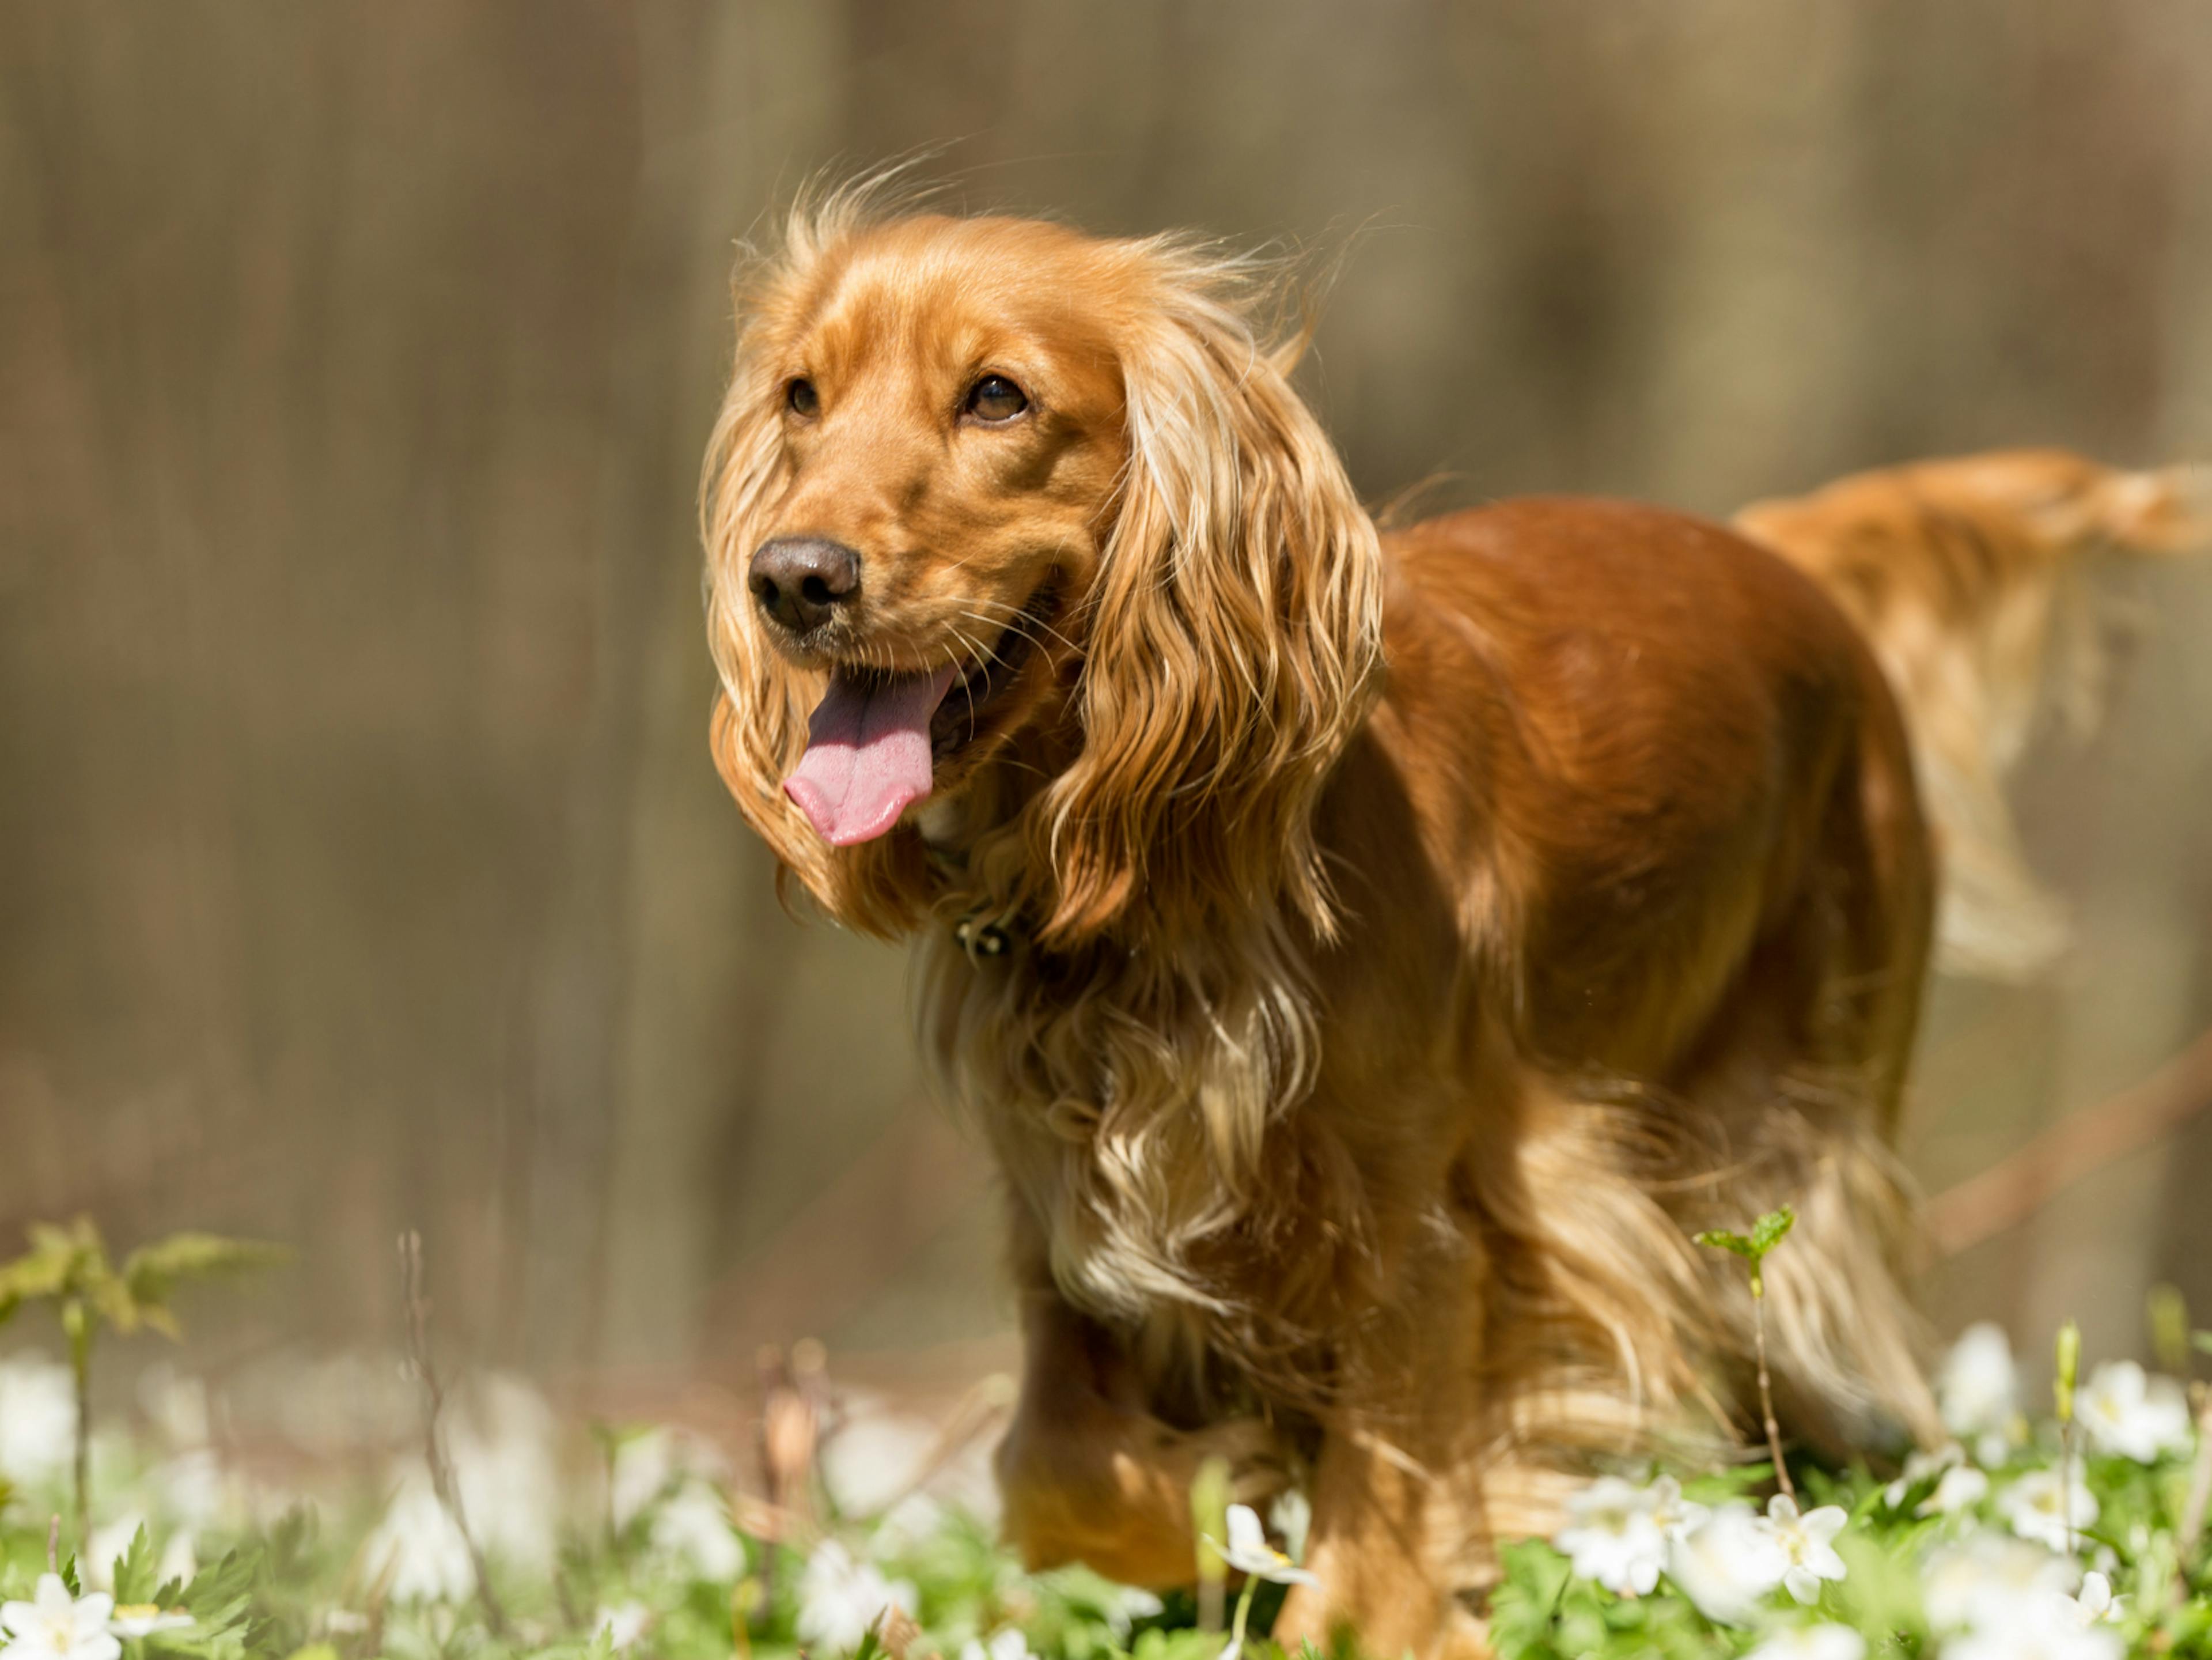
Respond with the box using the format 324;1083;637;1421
1735;449;2211;982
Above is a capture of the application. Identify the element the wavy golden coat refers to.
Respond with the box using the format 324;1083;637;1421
702;192;2206;1655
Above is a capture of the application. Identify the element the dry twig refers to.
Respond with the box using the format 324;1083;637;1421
2179;1382;2212;1591
1928;1027;2212;1256
397;1230;510;1638
1749;1294;1796;1506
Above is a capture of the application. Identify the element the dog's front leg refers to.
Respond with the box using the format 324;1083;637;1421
994;1287;1291;1589
1272;1420;1493;1660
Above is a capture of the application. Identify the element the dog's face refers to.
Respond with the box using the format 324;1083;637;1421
705;207;1384;943
738;217;1132;840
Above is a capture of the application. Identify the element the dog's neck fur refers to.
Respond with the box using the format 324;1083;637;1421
912;745;1373;1408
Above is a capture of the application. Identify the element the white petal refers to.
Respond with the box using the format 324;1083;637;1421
1225;1504;1268;1559
1801;1506;1848;1545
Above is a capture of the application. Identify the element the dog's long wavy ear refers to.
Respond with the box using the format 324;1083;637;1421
1034;243;1386;946
700;190;930;937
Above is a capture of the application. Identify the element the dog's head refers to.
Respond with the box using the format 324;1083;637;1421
704;202;1382;946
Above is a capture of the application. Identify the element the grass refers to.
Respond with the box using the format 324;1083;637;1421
3;1219;2212;1659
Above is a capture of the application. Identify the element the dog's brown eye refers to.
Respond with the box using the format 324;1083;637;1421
964;375;1028;422
787;377;819;417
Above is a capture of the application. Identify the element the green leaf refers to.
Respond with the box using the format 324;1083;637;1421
181;1546;259;1623
0;1237;82;1306
1486;1538;1573;1658
1696;1206;1796;1268
1750;1205;1796;1256
114;1524;159;1605
122;1234;289;1307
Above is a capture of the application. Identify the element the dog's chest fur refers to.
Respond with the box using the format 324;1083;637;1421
914;899;1372;1387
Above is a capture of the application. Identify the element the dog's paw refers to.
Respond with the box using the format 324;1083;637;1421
996;1405;1292;1586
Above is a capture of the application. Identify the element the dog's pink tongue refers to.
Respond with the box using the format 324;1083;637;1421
785;664;958;846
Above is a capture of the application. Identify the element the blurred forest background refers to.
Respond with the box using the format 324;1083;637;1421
3;0;2211;1421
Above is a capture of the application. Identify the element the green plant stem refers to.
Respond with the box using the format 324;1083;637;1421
1192;1455;1229;1633
1225;1576;1257;1659
1750;1287;1794;1505
2060;1421;2078;1565
66;1298;92;1545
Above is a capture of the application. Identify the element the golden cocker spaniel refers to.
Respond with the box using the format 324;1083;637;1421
702;188;2207;1654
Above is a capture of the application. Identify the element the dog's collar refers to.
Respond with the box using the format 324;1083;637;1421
926;844;1022;960
952;910;1016;958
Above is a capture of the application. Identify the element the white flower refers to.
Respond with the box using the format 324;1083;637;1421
446;1375;559;1574
1765;1495;1849;1605
1940;1325;2019;1464
2076;1362;2191;1464
609;1432;673;1532
1664;1502;1789;1625
1268;1489;1312;1564
1941;1565;2127;1659
1942;1619;2122;1660
818;1404;939;1517
592;1604;650;1653
795;1541;918;1653
1918;1466;1990;1518
1884;1443;1964;1508
608;1426;726;1532
1099;1586;1164;1638
1745;1625;1865;1660
1647;1474;1710;1540
648;1483;747;1582
0;1574;120;1660
1921;1533;2075;1632
1210;1503;1318;1586
2065;1571;2124;1627
959;1630;1037;1660
361;1473;476;1604
868;1493;946;1563
0;1359;77;1487
1999;1468;2097;1553
1552;1476;1680;1596
107;1609;192;1640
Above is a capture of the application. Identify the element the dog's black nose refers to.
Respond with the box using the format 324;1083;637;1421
750;536;861;634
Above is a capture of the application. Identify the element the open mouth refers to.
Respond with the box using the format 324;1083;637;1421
782;583;1060;846
929;582;1058;762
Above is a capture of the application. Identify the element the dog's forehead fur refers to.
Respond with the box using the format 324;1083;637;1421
772;215;1133;415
